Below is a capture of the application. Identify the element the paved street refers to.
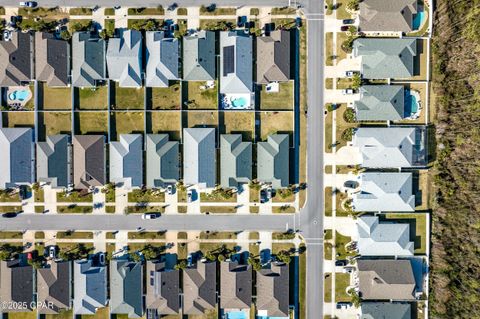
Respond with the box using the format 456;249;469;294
1;0;292;6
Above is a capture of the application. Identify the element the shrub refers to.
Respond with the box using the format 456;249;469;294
343;108;356;123
341;128;355;141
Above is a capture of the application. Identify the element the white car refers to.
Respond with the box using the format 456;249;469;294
142;213;160;220
49;246;56;259
187;190;193;203
166;185;173;195
342;89;354;95
19;1;37;7
345;71;356;77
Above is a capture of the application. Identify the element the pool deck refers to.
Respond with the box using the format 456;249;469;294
5;86;33;109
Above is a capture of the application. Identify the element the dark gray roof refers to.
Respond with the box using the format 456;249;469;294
146;257;180;315
357;259;416;300
107;29;143;87
73;259;108;315
37;135;70;188
110;260;143;318
220;134;252;188
146;134;180;188
359;0;417;33
146;31;179;87
354;85;405;121
0;128;34;189
257;134;290;188
183;128;216;189
73;135;106;189
183;31;216;81
72;32;106;87
0;260;34;311
353;38;417;79
256;30;291;84
256;262;289;317
109;134;143;189
220;261;252;310
361;302;412;319
220;31;253;94
37;261;71;314
35;32;69;87
183;261;217;315
0;31;33;86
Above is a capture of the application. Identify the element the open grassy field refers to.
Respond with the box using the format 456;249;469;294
147;111;181;140
221;111;255;141
113;84;144;110
2;112;35;128
185;81;217;109
150;82;181;110
187;111;218;128
41;112;72;137
75;112;109;134
41;85;71;110
259;81;294;110
259;111;293;140
111;112;144;137
77;86;108;110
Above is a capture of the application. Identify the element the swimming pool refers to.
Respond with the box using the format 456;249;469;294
413;11;425;30
226;311;248;319
404;89;420;117
232;97;247;108
9;90;29;101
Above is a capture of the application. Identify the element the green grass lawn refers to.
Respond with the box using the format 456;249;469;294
105;19;115;35
324;243;333;260
199;19;236;30
124;206;165;214
177;8;188;15
114;84;144;109
3;112;35;128
259;82;294;110
337;32;349;62
34;188;44;202
325;32;334;66
105;206;116;213
185;81;217;109
199;6;236;15
250;206;259;213
75;111;109;134
200;191;237;203
42;85;71;110
46;309;73;319
35;206;45;213
128;231;166;239
0;232;23;239
128;189;165;203
199;242;237;254
104;8;115;15
56;231;93;239
249;185;260;203
57;191;93;202
259;111;293;140
271;7;296;14
35;231;45;239
223;111;255;141
199;232;237;240
335;0;354;20
78;86;108;110
42;112;72;136
272;243;295;254
128;7;164;15
335;273;352;302
335;231;353;259
0;191;20;202
272;205;296;213
112;112;144;137
57;205;93;214
8;312;37;319
272;188;295;203
200;206;236;213
150;82;181;110
69;7;92;15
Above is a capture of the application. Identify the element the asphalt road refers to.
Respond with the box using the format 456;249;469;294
1;0;292;7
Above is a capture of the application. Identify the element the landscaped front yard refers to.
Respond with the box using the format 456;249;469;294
150;82;181;110
185;81;217;109
259;82;294;110
128;189;165;203
57;191;93;202
148;111;181;140
222;111;255;141
77;86;108;110
259;111;293;140
113;84;144;110
41;85;71;110
75;111;109;134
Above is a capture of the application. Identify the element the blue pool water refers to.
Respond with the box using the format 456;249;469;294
404;89;419;117
9;90;29;101
413;12;425;30
226;311;248;319
232;97;247;108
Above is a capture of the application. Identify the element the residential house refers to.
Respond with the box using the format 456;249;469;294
183;261;217;315
72;32;106;88
73;135;106;190
107;29;143;87
353;38;417;79
257;134;290;188
354;85;405;121
357;259;416;300
37;261;72;314
73;259;108;315
110;260;143;318
358;0;417;33
0;128;34;189
0;260;34;312
35;32;70;87
37;135;70;188
146;257;180;315
220;261;252;311
256;30;291;84
145;31;180;87
361;302;412;319
352;127;425;168
256;262;289;318
352;173;415;212
109;134;143;189
183;31;216;81
145;134;180;188
183;128;216;189
357;215;414;257
0;31;33;86
220;134;252;189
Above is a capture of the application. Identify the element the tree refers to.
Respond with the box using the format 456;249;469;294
351;73;362;90
276;250;291;264
346;0;359;11
217;254;225;262
60;30;71;40
348;288;361;307
341;127;355;142
248;256;262;271
174;260;187;270
343;107;356;123
130;252;142;262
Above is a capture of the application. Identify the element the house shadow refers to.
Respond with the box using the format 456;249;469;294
378;215;421;251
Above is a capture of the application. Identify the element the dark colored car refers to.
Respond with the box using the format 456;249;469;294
340;25;349;32
342;19;355;24
260;189;267;203
335;259;347;267
168;3;178;11
2;212;17;218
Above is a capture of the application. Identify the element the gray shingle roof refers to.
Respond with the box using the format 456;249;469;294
183;128;216;189
37;135;70;188
357;216;414;257
146;134;180;188
220;261;252;310
0;260;34;311
220;134;252;188
73;135;106;189
257;134;290;188
73;260;107;315
183;31;216;81
354;85;405;121
145;31;179;87
352;173;415;212
361;302;412;319
256;30;291;84
107;29;143;87
35;32;69;87
359;0;417;33
220;31;253;94
110;260;143;318
353;38;417;79
146;258;180;315
109;134;143;189
37;261;71;314
72;32;106;88
183;261;217;315
0;128;34;189
0;31;33;86
357;259;416;300
256;262;289;317
352;127;420;168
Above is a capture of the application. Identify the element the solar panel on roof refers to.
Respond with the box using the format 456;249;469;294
223;45;235;76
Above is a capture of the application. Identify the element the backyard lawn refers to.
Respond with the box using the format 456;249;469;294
113;84;144;109
259;81;294;110
150;82;181;110
112;112;144;137
222;111;255;141
148;111;181;140
383;213;428;255
75;112;109;134
185;81;217;109
187;111;218;128
259;111;293;140
42;85;71;110
77;86;108;110
2;112;35;128
42;112;72;137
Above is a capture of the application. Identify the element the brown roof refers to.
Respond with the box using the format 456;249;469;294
37;261;71;314
220;261;251;310
0;260;34;312
256;262;289;317
183;261;217;315
146;259;180;315
35;32;69;87
256;30;291;84
73;135;106;189
359;0;417;33
0;31;33;86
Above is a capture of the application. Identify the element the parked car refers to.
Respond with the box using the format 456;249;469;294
48;246;57;259
19;185;28;200
343;180;359;189
2;212;17;218
342;19;355;24
336;302;352;309
166;185;173;195
113;6;121;10
98;252;106;265
266;187;273;200
335;259;347;267
168;3;178;11
187;190;193;203
142;213;160;220
340;25;349;32
345;71;357;77
27;252;33;260
260;189;267;203
19;1;37;7
342;89;354;95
